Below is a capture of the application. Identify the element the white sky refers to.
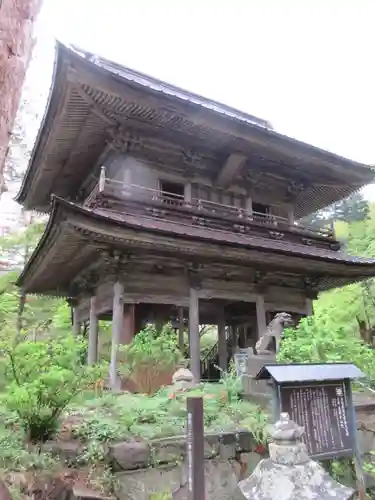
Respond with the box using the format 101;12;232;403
2;0;375;223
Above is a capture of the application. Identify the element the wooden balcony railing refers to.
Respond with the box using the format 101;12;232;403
83;172;337;249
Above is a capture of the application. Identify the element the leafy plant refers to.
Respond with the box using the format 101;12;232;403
2;334;107;442
279;316;375;385
120;323;183;393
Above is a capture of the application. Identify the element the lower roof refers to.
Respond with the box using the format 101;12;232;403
17;196;375;295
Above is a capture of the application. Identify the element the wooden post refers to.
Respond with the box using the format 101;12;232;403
178;306;185;352
120;305;135;345
217;309;227;373
305;297;313;316
255;293;267;340
72;307;81;336
88;294;99;365
187;397;205;500
110;281;124;390
189;287;200;382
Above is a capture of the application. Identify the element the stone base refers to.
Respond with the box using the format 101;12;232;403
246;353;276;378
242;375;273;398
235;458;355;500
115;460;239;500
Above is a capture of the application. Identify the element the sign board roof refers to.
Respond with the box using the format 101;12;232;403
255;362;365;383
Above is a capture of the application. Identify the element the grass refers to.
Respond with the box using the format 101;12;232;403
68;382;268;444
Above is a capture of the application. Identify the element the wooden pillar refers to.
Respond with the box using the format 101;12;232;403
110;281;124;390
255;294;267;340
88;295;99;365
178;306;185;352
189;287;200;382
305;297;313;317
217;309;227;373
72;307;81;336
120;305;135;345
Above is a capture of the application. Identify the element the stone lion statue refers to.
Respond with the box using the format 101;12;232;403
255;312;293;355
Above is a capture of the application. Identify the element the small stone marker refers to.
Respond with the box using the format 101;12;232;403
234;413;355;500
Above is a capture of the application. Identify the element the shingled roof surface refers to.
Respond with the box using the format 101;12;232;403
91;205;375;265
15;43;375;216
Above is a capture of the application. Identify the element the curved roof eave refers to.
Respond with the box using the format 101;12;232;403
15;41;70;207
17;197;375;292
15;42;375;211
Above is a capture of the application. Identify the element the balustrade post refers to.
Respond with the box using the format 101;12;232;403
99;166;106;193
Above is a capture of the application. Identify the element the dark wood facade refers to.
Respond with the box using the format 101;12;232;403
16;43;375;386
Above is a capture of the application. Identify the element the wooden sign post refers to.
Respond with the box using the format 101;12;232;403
187;397;205;500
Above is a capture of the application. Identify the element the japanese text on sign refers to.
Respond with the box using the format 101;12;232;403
280;382;352;459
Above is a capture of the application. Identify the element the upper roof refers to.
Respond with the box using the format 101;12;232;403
255;363;365;382
16;42;375;215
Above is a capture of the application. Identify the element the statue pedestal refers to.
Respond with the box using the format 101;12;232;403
241;351;275;399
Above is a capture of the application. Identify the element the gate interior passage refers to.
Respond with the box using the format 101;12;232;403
254;363;365;461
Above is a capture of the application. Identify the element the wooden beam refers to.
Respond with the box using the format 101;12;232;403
73;83;116;126
216;153;247;187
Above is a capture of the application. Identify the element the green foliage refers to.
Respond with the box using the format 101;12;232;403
70;383;267;445
2;335;107;442
300;192;369;230
279;316;375;384
122;322;182;369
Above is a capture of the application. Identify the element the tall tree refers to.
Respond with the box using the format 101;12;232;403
0;0;43;194
300;192;369;230
330;192;369;223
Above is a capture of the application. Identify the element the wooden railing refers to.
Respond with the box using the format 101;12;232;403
83;173;336;243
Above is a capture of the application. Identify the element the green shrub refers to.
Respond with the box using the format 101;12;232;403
2;334;107;442
279;316;375;384
120;323;183;393
122;323;182;368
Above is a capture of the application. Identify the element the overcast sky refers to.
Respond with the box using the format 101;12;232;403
2;0;375;222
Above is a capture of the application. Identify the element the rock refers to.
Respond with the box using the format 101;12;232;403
115;460;239;500
151;437;186;464
108;440;150;471
43;440;84;465
72;485;114;500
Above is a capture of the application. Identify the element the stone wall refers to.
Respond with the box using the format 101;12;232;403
48;430;264;500
46;401;375;499
109;431;264;500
